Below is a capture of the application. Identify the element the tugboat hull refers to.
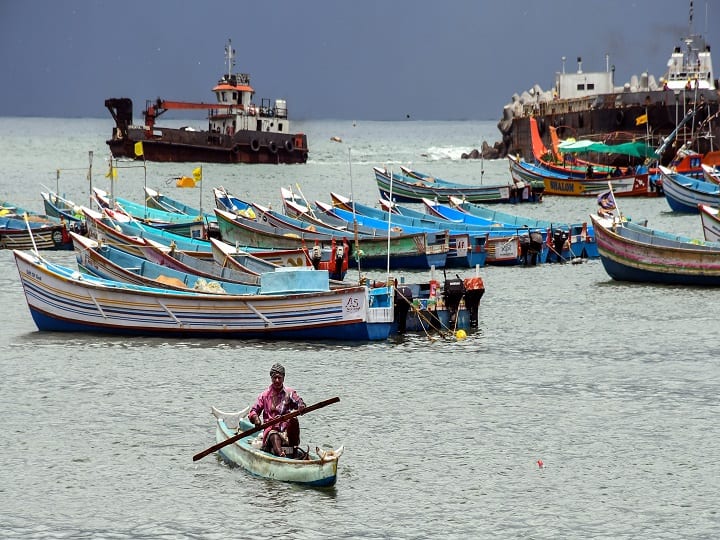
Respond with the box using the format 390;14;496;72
106;124;308;164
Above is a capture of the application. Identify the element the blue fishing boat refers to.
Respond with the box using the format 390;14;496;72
41;191;85;223
660;166;720;213
320;194;539;266
14;248;395;341
71;232;260;294
374;166;531;204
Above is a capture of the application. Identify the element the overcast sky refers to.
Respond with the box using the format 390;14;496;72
0;0;717;121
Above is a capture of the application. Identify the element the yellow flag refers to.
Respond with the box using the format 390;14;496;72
105;166;117;179
635;114;648;126
134;141;144;157
192;167;202;182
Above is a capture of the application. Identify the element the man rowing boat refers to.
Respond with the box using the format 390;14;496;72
248;363;306;457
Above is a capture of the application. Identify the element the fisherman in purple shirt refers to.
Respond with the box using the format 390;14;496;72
248;363;306;457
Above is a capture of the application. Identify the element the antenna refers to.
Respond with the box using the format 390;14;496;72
224;39;236;77
689;0;693;35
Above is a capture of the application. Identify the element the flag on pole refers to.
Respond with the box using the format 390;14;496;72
134;141;144;157
192;167;202;182
597;190;616;210
635;114;648;126
105;166;117;179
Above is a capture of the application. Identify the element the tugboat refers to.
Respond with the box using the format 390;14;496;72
493;2;718;166
105;39;308;164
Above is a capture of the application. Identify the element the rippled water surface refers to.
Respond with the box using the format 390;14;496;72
1;118;719;538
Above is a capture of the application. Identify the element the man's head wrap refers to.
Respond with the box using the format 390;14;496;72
270;363;285;377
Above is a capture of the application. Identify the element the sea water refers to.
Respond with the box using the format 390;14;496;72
1;117;719;539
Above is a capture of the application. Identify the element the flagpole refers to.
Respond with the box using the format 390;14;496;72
88;151;93;208
143;160;147;220
199;165;203;215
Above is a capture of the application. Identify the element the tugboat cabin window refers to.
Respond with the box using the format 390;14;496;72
577;84;585;91
278;123;284;132
587;83;595;90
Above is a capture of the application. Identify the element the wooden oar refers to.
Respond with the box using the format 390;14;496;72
192;396;340;462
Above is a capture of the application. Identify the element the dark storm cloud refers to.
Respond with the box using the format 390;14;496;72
0;0;716;121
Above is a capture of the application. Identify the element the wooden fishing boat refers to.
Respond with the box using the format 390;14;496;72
373;166;526;204
83;206;345;276
660;165;720;213
699;204;720;242
702;164;720;184
591;214;720;286
214;207;448;270
13;249;395;340
83;206;212;258
282;193;486;269
314;199;495;267
105;39;308;165
399;166;544;203
135;239;261;285
143;186;206;216
211;407;343;486
421;197;596;259
324;193;545;266
41;191;85;222
508;154;658;197
93;188;213;238
0;215;73;251
71;232;259;294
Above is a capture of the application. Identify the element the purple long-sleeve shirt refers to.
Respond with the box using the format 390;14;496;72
249;385;305;443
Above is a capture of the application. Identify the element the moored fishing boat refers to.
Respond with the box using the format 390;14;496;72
14;249;395;340
660;165;720;213
314;198;498;267
421;197;596;259
373;166;528;204
699;204;720;242
508;154;658;197
211;407;343;486
591;213;720;286
105;39;308;165
71;232;259;294
399;166;544;203
214;207;448;270
136;238;261;286
1;215;73;251
41;191;85;223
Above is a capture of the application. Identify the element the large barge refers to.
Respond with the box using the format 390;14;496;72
105;39;308;165
494;12;719;165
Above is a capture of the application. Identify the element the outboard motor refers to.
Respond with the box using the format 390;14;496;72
462;276;485;328
443;276;465;327
310;243;322;270
330;243;345;281
393;286;413;334
550;229;569;263
518;234;531;266
528;231;543;266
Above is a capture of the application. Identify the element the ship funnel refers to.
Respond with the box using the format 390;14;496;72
577;56;583;73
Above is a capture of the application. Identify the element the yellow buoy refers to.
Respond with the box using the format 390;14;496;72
455;329;467;340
